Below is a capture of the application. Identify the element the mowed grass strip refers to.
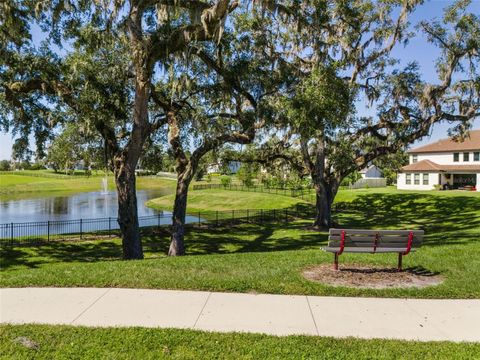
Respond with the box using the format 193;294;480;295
146;188;307;212
1;188;479;298
1;324;479;360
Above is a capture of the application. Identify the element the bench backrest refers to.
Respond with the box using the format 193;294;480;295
328;229;423;249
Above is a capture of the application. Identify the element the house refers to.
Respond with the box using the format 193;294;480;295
206;163;221;174
397;130;480;191
359;165;383;179
206;161;241;174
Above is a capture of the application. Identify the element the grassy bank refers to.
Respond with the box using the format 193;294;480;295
146;188;307;212
2;189;479;298
1;324;479;359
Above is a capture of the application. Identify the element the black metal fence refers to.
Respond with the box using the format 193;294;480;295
0;205;315;246
193;183;316;202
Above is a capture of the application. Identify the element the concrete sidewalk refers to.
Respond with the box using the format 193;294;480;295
1;288;479;342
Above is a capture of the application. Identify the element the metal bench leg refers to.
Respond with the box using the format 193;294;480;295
334;253;339;270
397;253;402;271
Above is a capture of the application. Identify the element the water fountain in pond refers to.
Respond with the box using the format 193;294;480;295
101;177;109;195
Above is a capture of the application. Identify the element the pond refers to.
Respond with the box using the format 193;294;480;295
0;190;201;238
0;190;166;224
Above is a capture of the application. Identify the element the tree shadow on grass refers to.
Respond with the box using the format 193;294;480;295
2;191;478;269
0;240;123;270
142;221;325;255
0;221;325;270
335;192;480;247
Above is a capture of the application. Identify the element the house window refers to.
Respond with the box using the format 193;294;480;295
453;153;459;162
474;152;479;161
414;173;420;185
464;152;469;162
406;174;411;185
412;155;418;163
423;173;429;185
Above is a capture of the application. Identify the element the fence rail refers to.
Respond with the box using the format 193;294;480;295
193;179;387;200
0;205;316;246
193;183;316;202
0;213;171;245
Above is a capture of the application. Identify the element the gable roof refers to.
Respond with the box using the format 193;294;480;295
359;165;378;174
401;160;442;172
401;159;480;172
409;130;480;154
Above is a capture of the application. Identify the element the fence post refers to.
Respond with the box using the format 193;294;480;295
109;217;111;237
47;221;50;242
11;222;13;242
80;218;83;239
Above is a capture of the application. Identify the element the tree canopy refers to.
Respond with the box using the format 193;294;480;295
1;0;478;255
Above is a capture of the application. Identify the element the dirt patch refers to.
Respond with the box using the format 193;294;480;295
303;264;443;289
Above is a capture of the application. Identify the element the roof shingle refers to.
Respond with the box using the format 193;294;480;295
409;130;480;153
401;159;480;172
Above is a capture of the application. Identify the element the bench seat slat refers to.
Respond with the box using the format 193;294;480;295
327;241;422;248
323;247;414;253
329;229;424;236
328;235;423;242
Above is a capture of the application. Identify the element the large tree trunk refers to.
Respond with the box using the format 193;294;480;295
169;170;194;256
115;161;143;259
300;127;338;229
312;180;339;228
111;65;150;260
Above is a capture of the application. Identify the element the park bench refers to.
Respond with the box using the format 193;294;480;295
322;229;424;271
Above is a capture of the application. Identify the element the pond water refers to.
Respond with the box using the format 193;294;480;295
0;189;202;238
0;190;166;224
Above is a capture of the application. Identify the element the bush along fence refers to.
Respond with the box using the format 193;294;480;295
193;183;317;202
0;205;317;246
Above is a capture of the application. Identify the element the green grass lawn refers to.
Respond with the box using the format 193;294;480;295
146;188;307;212
0;170;177;201
0;325;480;360
1;324;479;360
2;188;479;298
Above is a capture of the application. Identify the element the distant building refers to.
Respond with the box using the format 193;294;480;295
397;130;480;191
359;165;383;179
228;161;241;174
206;161;241;174
206;163;221;174
74;160;86;171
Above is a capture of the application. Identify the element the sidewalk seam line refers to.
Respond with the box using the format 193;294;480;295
70;288;111;324
306;296;319;336
193;292;211;329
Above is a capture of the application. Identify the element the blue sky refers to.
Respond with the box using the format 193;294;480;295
1;0;479;160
